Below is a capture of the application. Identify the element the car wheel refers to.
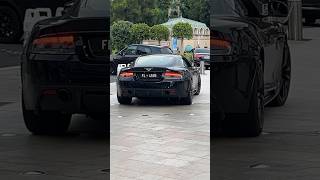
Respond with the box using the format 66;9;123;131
268;43;291;107
244;80;264;137
110;62;116;75
224;62;264;137
194;75;201;95
117;94;132;105
0;6;22;43
22;99;71;135
180;91;192;105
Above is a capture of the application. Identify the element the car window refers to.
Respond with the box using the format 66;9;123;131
137;46;152;55
134;56;184;67
151;47;161;54
124;45;137;55
70;0;109;17
194;48;209;54
161;48;173;54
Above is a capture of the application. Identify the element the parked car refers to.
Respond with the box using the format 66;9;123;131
212;0;291;136
111;44;173;75
117;54;201;105
21;0;109;134
0;0;69;43
193;48;210;69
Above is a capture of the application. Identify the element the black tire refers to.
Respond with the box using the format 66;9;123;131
268;43;291;107
117;95;132;105
110;62;116;75
223;62;264;137
180;90;192;105
22;100;71;135
194;75;201;95
244;79;264;137
0;6;22;43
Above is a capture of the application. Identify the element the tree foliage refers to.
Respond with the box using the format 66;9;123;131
180;0;210;26
172;22;193;40
111;0;168;26
150;25;170;44
131;23;150;43
111;21;133;51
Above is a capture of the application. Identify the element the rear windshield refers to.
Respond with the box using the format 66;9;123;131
134;56;184;67
71;0;109;17
194;48;209;53
161;48;173;54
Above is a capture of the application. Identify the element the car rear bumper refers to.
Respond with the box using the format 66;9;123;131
24;85;108;113
117;80;190;98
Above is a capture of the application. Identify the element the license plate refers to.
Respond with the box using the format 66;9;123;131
204;55;210;60
141;73;157;78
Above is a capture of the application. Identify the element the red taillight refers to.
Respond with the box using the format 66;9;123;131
119;70;134;78
33;35;74;46
163;70;183;79
31;34;75;54
211;38;231;49
194;54;204;60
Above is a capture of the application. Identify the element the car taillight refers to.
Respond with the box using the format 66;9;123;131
163;70;183;79
194;54;204;60
119;70;134;78
211;38;232;55
31;34;75;54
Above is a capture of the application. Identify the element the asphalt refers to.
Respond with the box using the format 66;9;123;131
212;27;320;180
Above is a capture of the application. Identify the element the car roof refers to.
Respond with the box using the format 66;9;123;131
138;54;182;58
130;44;168;48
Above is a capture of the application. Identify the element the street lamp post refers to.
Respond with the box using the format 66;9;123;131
288;0;303;40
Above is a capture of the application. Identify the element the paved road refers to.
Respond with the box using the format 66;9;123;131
213;27;320;180
110;72;210;179
0;46;109;179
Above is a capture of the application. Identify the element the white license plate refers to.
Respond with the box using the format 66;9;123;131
141;73;157;78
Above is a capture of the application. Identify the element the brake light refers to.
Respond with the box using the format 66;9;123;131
194;54;204;60
119;70;134;78
163;70;183;79
211;39;231;49
31;34;75;54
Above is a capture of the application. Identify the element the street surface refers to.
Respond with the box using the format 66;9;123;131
0;44;108;180
110;72;210;179
213;27;320;180
1;27;320;180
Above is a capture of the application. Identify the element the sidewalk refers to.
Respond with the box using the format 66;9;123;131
110;71;210;180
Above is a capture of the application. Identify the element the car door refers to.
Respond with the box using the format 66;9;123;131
114;45;138;67
182;57;198;91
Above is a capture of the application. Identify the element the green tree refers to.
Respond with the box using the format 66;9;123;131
180;0;210;26
150;25;170;45
172;22;193;53
111;21;133;51
131;23;150;43
111;0;167;26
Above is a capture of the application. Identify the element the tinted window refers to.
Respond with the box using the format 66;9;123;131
151;47;161;54
71;0;108;17
161;48;173;54
134;56;184;67
124;45;137;55
212;0;248;17
194;48;209;54
137;46;152;55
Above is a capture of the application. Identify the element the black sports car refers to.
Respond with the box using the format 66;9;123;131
21;0;109;134
117;54;201;105
212;0;291;136
111;44;173;75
